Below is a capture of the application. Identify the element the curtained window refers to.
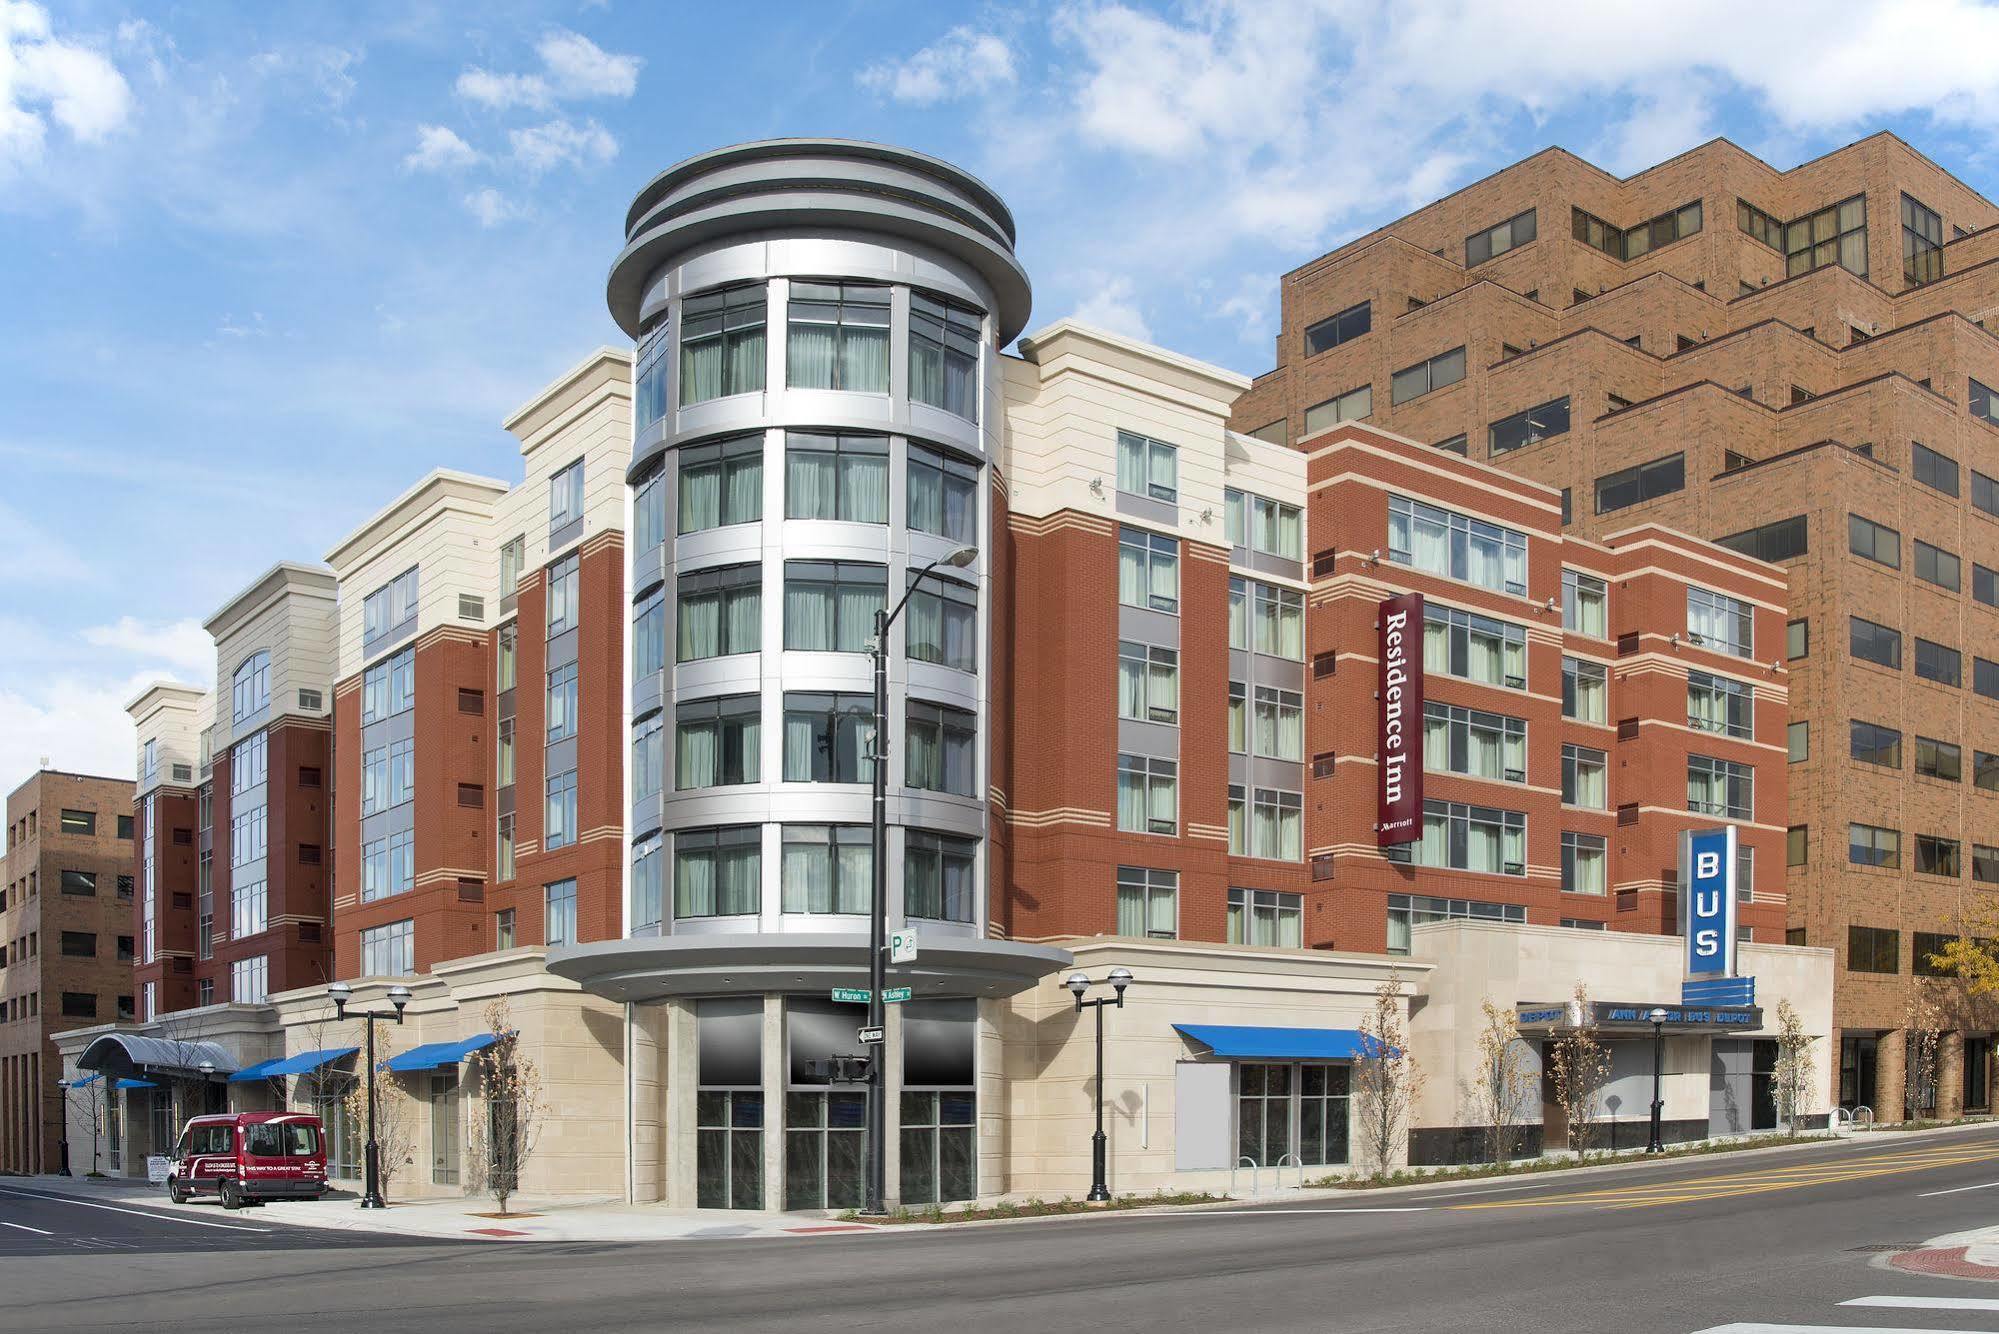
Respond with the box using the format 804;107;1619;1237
782;692;874;783
1561;744;1607;809
677;564;762;661
1562;656;1606;721
632;712;664;801
905;832;977;921
1118;641;1179;724
678;436;764;534
546;554;580;637
1115;430;1178;502
1227;683;1247;753
1389;494;1528;594
1687;671;1751;737
546;661;579;742
1250;789;1303;860
909;292;981;421
1252;687;1303;761
785;433;888;523
675;695;761;789
633;588;667;679
1118;527;1179;612
680;285;767;406
786;281;890;393
906;574;977;672
1228;577;1248;649
908;444;978;543
632;835;664;933
784;561;886;653
634;465;668;555
1561;832;1606;895
906;700;976;795
1425;702;1526;782
1228;888;1303;948
674;827;762;918
781;825;873;914
1116;754;1177;836
1252;583;1304;659
1115;866;1178;938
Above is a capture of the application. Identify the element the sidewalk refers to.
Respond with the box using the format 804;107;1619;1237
8;1174;883;1243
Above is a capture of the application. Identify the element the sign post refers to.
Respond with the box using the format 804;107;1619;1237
1376;592;1425;846
830;987;871;1004
888;929;919;964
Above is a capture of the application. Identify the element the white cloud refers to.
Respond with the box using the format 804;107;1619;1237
0;673;149;786
80;616;214;677
1216;271;1278;348
0;0;132;171
462;185;519;227
858;26;1014;105
509;117;616;175
455;66;549;112
536;29;639;99
405;123;480;172
1069;275;1151;342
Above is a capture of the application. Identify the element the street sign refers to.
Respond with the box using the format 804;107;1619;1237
831;987;870;1004
857;1025;886;1045
883;986;913;1003
889;928;919;963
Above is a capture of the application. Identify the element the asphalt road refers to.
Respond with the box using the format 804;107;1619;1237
12;1130;1999;1333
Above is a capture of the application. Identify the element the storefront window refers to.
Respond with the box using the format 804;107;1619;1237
1236;1062;1351;1169
785;998;867;1209
900;999;976;1205
697;998;764;1210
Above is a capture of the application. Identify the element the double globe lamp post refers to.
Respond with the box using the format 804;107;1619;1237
1066;967;1134;1202
328;980;411;1208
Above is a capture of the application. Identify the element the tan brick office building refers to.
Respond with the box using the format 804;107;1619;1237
1232;131;1999;1119
0;771;136;1171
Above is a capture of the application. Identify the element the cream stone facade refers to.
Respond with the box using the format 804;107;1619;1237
128;683;207;799
202;562;339;756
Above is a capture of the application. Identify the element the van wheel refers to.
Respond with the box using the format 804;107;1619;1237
167;1178;189;1205
219;1179;243;1211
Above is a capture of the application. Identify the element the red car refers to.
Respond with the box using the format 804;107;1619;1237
165;1111;330;1209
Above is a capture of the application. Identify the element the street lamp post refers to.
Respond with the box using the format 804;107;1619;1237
1065;968;1134;1202
328;981;412;1208
53;1078;72;1176
1647;1007;1669;1153
862;544;977;1218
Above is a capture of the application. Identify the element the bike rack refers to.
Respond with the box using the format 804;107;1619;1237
1276;1152;1304;1192
1853;1104;1875;1128
1230;1155;1260;1198
1829;1107;1854;1136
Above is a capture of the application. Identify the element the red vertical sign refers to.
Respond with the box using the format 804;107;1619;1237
1377;592;1424;845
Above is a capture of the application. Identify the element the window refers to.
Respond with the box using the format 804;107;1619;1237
1788;721;1809;763
1116;430;1177;502
1849;822;1901;869
143;738;157;777
1118;527;1179;613
1488;397;1570;455
1563;656;1606;722
1978;751;1999;792
546;661;579;742
1788;825;1808;866
116;934;132;962
1118;641;1179;725
1785;195;1867;278
1848;513;1900;568
1115;867;1177;938
782;692;873;784
117;873;133;899
498;624;516;692
674;436;763;535
909;291;981;419
360;919;415;976
1687;587;1753;658
632;708;664;802
783;561;885;653
1228;682;1247;753
1913;442;1960;496
1915;931;1957;978
1387;800;1526;875
545;769;577;851
787;280;889;392
1918;834;1962;878
1573;200;1702;259
1302;384;1371;436
907;444;978;544
58;808;93;835
1783;620;1808;661
499;535;527;605
680;284;766;405
360;739;414;815
901;831;976;922
1252;687;1305;761
1978;846;1999;886
1916;638;1962;687
1904;193;1944;285
231;956;268;1004
1389;495;1528;595
61;992;97;1019
1850;720;1902;768
906;574;977;672
56;869;94;896
1594;452;1684;514
361;647;415;724
1976;379;1999;429
549;458;584;532
231;650;271;723
361;829;414;902
1976;565;1999;609
1384;893;1527;957
1718;515;1808;564
1847;925;1899;974
545;553;580;636
906;701;976;796
1688;755;1754;820
1424;702;1526;782
361;569;418;645
678;563;761;661
1466;208;1536;265
1562;744;1607;809
1688;671;1752;738
676;695;762;789
1557;831;1608;896
674;826;761;918
1437;435;1470;458
780;825;871;914
59;931;95;958
1916;540;1962;591
117;813;132;839
1562;570;1607;636
1252;582;1304;659
544;880;577;947
1738;198;1785;250
1850;616;1902;669
1426;604;1527;689
1390;346;1465;405
630;835;664;932
630;586;668;681
1226;490;1303;560
1980;658;1999;701
1116;754;1178;836
785;432;888;524
1249;789;1303;860
1303;300;1370;356
1228;888;1303;947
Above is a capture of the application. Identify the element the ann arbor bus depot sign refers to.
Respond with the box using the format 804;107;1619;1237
1377;592;1424;846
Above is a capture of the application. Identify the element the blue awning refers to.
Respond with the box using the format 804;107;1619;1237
67;1074;156;1090
381;1034;498;1073
1173;1024;1384;1061
262;1047;358;1078
227;1057;290;1083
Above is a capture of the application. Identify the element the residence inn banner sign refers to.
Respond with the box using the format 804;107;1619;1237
1377;591;1424;845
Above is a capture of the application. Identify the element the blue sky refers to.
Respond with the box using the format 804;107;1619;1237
9;0;1999;782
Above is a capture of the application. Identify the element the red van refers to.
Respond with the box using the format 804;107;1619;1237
165;1111;330;1209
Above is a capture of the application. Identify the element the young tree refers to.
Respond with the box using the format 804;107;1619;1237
342;1074;418;1201
1929;927;1999;995
1463;999;1537;1165
467;999;544;1216
1771;998;1816;1132
1546;982;1612;1155
1905;985;1945;1121
1352;971;1423;1178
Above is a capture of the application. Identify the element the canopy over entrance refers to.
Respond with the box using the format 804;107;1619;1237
78;1033;239;1080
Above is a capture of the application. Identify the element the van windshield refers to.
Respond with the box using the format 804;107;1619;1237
244;1122;320;1157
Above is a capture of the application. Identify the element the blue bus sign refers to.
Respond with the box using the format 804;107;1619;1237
1679;825;1738;979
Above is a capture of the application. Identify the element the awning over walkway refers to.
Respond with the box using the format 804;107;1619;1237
77;1033;238;1079
381;1034;498;1073
66;1074;157;1090
228;1048;356;1083
1173;1024;1383;1061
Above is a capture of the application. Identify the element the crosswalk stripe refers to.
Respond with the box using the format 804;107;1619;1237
1845;1296;1999;1311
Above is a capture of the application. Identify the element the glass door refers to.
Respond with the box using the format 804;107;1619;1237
430;1073;462;1185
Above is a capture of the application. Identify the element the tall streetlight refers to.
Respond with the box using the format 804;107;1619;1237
862;543;978;1217
53;1078;72;1176
328;981;411;1208
1066;968;1134;1202
1646;1007;1669;1153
